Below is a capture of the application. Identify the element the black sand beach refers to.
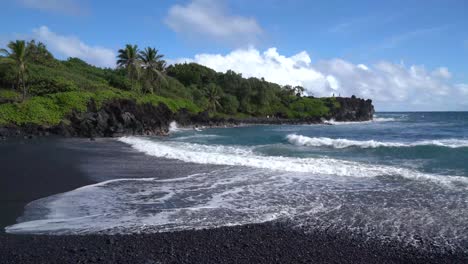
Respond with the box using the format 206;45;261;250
1;138;467;263
0;138;95;231
3;222;468;264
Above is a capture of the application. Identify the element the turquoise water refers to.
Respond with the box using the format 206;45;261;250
169;112;468;177
6;112;468;253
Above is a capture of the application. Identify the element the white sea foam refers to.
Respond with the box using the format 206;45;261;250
6;137;468;252
374;117;399;122
287;134;468;149
327;117;399;125
173;134;223;141
6;163;468;253
117;137;468;187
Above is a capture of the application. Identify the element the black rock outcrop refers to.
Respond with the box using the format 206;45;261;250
53;99;174;137
0;96;375;138
331;96;375;121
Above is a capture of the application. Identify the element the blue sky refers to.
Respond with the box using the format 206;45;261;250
1;0;468;111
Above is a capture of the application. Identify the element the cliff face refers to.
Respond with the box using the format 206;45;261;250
54;100;174;137
0;96;375;138
0;99;173;138
330;97;375;121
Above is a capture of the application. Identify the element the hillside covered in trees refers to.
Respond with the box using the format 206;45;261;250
0;40;373;137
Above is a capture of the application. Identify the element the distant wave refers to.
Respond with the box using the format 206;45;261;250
173;134;224;141
374;117;399;122
287;134;468;149
327;117;399;125
118;137;468;187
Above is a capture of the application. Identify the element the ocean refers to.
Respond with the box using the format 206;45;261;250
5;112;468;253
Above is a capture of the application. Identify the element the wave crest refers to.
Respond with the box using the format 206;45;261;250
286;134;468;149
118;137;468;187
327;117;398;125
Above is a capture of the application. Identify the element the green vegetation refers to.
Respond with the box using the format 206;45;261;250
0;40;28;101
0;89;21;101
0;89;199;125
0;39;340;126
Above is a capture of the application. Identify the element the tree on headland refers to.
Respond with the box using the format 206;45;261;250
26;40;55;66
206;83;221;113
117;44;141;91
0;38;342;124
293;85;305;97
139;47;167;94
0;40;29;101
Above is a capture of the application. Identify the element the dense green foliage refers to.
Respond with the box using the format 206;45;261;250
0;89;20;101
0;39;340;126
166;64;339;118
0;89;199;125
0;40;28;100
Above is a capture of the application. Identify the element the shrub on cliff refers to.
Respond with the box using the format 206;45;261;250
289;98;331;118
0;89;21;101
0;89;199;126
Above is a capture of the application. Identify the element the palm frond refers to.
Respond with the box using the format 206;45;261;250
153;68;168;84
0;48;10;57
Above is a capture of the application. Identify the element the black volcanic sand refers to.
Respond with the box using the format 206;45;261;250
0;138;96;230
0;137;467;264
2;222;467;264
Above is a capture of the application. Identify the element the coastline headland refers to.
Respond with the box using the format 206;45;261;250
0;96;374;138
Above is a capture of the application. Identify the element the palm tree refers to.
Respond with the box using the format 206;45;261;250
206;83;221;113
0;40;28;101
117;44;141;91
139;47;167;94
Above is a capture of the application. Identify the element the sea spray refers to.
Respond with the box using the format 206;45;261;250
169;121;179;133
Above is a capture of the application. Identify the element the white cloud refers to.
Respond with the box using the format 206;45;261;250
357;64;369;71
176;47;331;95
457;84;468;95
175;47;468;111
32;26;115;68
432;67;451;79
164;0;262;45
17;0;85;15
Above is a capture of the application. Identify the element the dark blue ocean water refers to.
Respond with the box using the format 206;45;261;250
6;112;468;253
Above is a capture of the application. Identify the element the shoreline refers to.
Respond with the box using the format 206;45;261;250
0;117;326;140
0;117;346;140
2;137;466;263
0;96;374;139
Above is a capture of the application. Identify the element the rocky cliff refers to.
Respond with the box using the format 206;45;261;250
331;96;375;121
0;96;374;138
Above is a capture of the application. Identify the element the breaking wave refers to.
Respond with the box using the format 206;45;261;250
327;117;399;125
6;135;468;253
173;134;224;141
6;141;468;252
118;137;468;187
287;134;468;149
